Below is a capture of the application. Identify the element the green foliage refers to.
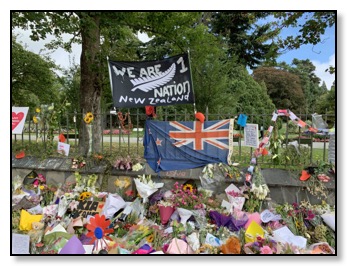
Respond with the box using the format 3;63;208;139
315;86;336;127
252;66;306;114
210;12;280;69
282;144;310;167
12;37;60;109
229;66;275;128
268;122;285;165
273;12;335;50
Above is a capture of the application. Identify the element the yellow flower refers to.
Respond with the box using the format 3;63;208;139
84;112;94;124
84;116;91;124
146;234;154;243
39;185;45;190
35;108;41;113
183;184;193;193
33;116;38;124
114;178;131;188
79;192;92;201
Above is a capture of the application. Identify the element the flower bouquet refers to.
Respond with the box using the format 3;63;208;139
134;174;163;203
170;182;206;224
243;166;270;213
157;200;175;225
244;236;278;254
199;164;225;194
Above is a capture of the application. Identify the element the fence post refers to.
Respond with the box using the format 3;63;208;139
110;112;113;153
136;108;140;156
128;108;130;155
323;108;328;161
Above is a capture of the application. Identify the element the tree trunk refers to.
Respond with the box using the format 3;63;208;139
78;13;102;156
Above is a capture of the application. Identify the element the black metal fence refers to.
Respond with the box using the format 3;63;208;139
12;109;335;167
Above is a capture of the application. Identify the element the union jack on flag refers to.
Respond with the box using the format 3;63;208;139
169;120;230;150
144;119;234;172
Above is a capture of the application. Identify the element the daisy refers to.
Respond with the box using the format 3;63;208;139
86;214;114;251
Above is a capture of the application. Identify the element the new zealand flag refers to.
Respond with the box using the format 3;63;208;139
144;119;234;172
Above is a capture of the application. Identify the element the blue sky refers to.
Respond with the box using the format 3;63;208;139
275;22;335;89
14;13;336;90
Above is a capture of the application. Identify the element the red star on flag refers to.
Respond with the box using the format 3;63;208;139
156;138;162;146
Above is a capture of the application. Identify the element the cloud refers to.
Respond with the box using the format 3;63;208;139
13;28;81;73
312;54;335;90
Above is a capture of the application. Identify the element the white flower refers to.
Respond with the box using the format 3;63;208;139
132;163;143;171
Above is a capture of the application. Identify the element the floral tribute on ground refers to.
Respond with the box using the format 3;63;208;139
11;163;335;255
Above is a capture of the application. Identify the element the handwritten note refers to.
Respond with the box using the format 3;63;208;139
273;226;307;249
244;123;259;148
260;209;282;223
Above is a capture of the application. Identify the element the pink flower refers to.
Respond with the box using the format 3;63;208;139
260;246;273;254
37;174;46;183
33;179;39;187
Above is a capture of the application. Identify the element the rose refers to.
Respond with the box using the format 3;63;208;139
260;245;273;254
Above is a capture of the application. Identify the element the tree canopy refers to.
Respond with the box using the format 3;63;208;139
252;66;306;114
12;36;60;110
12;11;335;155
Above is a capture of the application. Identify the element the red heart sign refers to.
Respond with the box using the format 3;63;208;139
12;112;25;131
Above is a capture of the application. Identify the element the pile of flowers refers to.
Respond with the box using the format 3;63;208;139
170;182;206;210
113;156;144;171
11;167;335;255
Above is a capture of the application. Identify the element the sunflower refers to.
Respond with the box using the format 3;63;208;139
183;184;193;193
84;116;91;124
33;116;38;124
79;192;92;201
146;234;154;243
86;214;114;245
84;112;94;124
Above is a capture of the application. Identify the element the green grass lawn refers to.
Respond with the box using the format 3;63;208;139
12;137;329;171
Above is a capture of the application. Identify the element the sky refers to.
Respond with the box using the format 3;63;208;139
13;13;336;90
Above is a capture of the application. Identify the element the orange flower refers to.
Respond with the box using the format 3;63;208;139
86;214;114;244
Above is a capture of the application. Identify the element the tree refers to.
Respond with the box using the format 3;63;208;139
227;65;276;128
12;11;132;155
12;12;206;155
11;37;59;109
273;12;336;50
315;82;335;126
252;66;306;114
209;12;279;69
288;59;322;113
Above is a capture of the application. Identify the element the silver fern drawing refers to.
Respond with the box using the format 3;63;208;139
130;63;176;92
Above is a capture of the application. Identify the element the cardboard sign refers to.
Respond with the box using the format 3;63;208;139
12;107;29;134
72;201;104;218
244;123;259;148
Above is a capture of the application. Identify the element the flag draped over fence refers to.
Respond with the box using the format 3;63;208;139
144;119;234;172
108;54;194;108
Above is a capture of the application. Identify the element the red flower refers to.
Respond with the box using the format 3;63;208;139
86;214;114;245
125;190;134;197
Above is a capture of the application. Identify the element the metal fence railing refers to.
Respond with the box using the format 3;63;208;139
12;109;335;168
